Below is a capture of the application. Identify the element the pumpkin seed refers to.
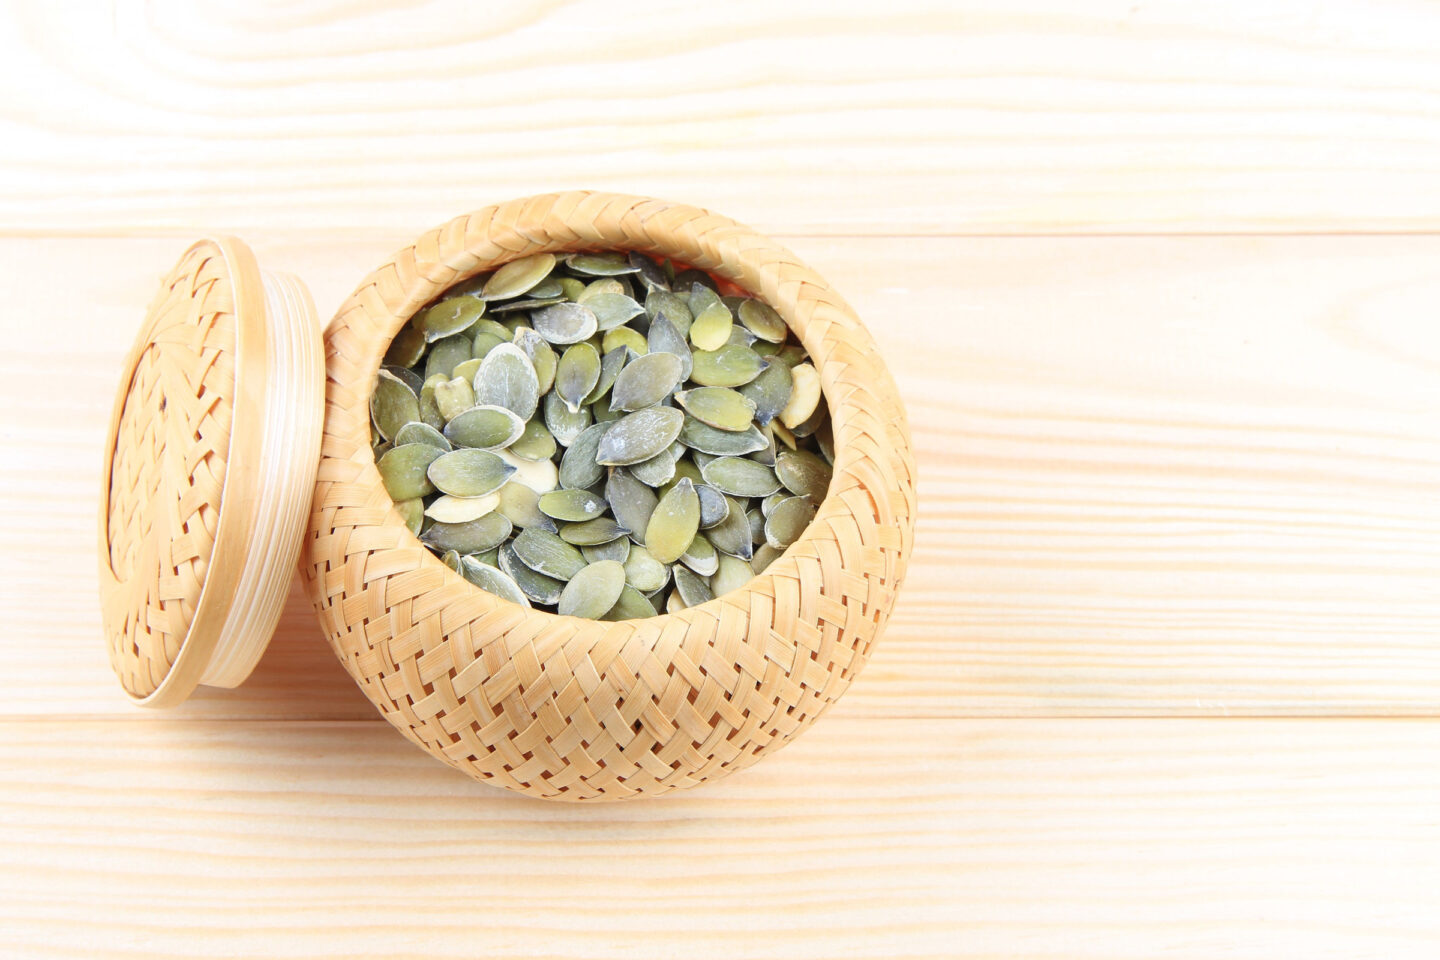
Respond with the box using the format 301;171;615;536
377;443;443;500
577;278;625;302
584;293;645;331
603;326;648;356
622;545;669;593
560;517;629;546
775;449;833;500
496;481;554;532
610;351;683;412
474;343;540;421
595;407;685;466
509;418;556;461
679;534;719;577
511;527;587;580
605;467;658;539
496;448;558;495
424;334;472;382
499;543;564;605
482;254;556;300
601;584;658;620
675;387;757;432
760;491;787;517
443;405;525;450
384;325;427;368
672;565;713;607
646;314;692;380
771;344;808;369
427;448;515;498
738;361;792;426
420;297;486;342
711;554;755;597
440;549;463;574
747;507;766;545
432;377;476;422
450;358;482;384
424;492;501;524
701;457;780;498
556;342;601;413
772;420;797;450
748;427;778;466
737;299;788;343
688;300;733;352
584;347;628;406
816;421;835;465
688;282;723;316
696;483;729;528
629;444;677;487
777;362;820;429
539;488;607;522
531;302;598;344
488;297;565;314
528;275;565;299
544;390;592;447
677;417;768;456
460;557;530;607
394;497;425;536
566;252;639;277
559;422;611;489
666;590;687;614
790;401;827;439
558;560;627;618
557;276;586;301
416;382;445;431
370;369;420;441
383;364;426;397
628;252;669;291
706;496;754;560
512;328;557;395
582;538;631;563
689;345;767;388
469;332;506;360
644;477;700;563
766;496;818;549
422;511;513;554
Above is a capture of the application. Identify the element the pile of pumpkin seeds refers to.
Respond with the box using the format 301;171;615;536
370;250;833;620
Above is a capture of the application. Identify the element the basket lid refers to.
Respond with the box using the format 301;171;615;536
98;237;325;707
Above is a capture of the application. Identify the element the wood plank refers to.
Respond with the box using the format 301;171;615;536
1;717;1438;958
2;235;1437;721
3;1;1440;236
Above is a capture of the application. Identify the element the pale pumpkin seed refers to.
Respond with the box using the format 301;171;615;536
496;449;558;495
777;362;820;429
790;401;827;439
444;405;525;450
603;326;648;356
499;543;564;605
577;278;625;302
432;377;476;422
377;443;443;500
482;254;556;300
689;300;733;352
424;492;501;524
675;387;757;432
422;511;513;554
539;488;607;522
645;290;692;335
688;282;723;316
737;299;788;342
460;556;530;607
427;448;516;498
610;351;683;412
690;344;767;388
622;544;669;593
531;302;598;344
451;358;483;384
511;527;587;580
556;342;601;413
605;467;658;540
370;370;420;441
679;534;719;577
558;560;627;618
557;276;586;301
701;457;780;498
644;477;699;564
474;343;540;421
596;407;685;466
711;554;755;597
470;332;506;360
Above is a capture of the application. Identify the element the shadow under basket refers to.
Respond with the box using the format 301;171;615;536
100;191;917;801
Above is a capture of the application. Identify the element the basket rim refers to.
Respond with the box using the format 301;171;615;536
338;196;874;626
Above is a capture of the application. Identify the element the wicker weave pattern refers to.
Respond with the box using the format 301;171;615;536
102;241;236;699
301;193;917;800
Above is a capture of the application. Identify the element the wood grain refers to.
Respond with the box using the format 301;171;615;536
2;234;1436;721
3;0;1440;236
1;717;1438;959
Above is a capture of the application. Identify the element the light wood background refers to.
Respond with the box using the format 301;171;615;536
2;1;1439;957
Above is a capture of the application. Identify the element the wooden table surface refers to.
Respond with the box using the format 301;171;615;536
3;2;1439;957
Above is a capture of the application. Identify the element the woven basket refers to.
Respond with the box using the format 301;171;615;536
300;192;917;801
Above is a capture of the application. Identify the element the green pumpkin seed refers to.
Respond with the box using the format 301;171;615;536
422;511;513;554
603;326;648;356
596;407;685;466
760;491;787;517
677;417;768;456
469;332;505;361
738;361;792;427
771;344;808;369
674;387;756;432
496;481;554;532
499;543;564;605
443;405;525;450
706;495;754;560
370;370;420;441
511;527;587;580
605;467;658;539
775;449;833;500
645;290;691;335
622;544;669;593
432;376;476;422
440;549;463;574
557;276;586;301
601;584;658;620
488;297;566;314
737;299;788;343
416;382;445;431
671;565;713;607
748;427;778;466
450;358;482;384
644;477;699;564
701;456;780;498
816;421;835;465
658;457;704;498
583;347;628;406
689;300;733;352
559;517;628;546
556;342;601;413
696;483;729;528
496;449;558;494
559;422;611;489
610;351;683;412
544;390;592;447
509;418;556;461
394;497;425;536
558;560;627;618
582;538;631;563
384;325;427;368
577;278;625;302
629;444;677;487
647;314;692;379
790;401;827;439
689;345;767;388
765;495;818;549
383;364;425;396
473;343;540;421
482;254;556;300
528;275;566;299
532;302;598;344
539;488;608;522
566;252;639;277
427;448;515;498
688;282;723;315
628;252;669;291
711;554;755;597
377;443;444;500
513;328;557;395
679;534;719;577
424;334;472;382
424;492;501;524
420;297;486;342
460;556;530;607
584;293;645;331
747;507;766;545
